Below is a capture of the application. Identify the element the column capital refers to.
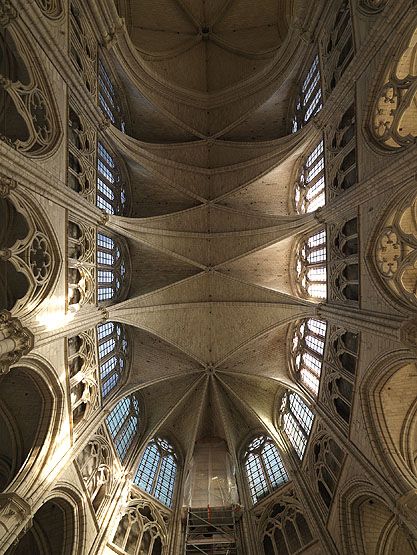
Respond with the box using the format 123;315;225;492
0;493;32;552
0;310;34;375
0;174;17;198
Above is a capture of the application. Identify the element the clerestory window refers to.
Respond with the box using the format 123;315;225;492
97;142;127;215
292;319;327;396
243;435;288;504
292;55;322;133
280;392;314;459
99;60;125;132
134;437;177;508
296;229;327;300
97;322;128;398
295;140;325;214
106;395;140;461
97;233;126;303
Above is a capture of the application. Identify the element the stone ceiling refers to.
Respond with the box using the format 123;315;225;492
107;0;320;461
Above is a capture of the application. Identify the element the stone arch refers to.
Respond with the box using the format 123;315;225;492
0;21;61;157
5;488;84;555
340;482;417;554
361;350;417;493
0;355;64;498
0;189;61;320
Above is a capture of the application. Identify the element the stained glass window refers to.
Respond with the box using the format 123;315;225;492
244;436;288;504
97;142;127;215
97;233;126;303
296;229;327;299
134;437;177;508
292;55;322;133
97;322;127;397
293;319;327;396
295;140;326;214
99;60;125;132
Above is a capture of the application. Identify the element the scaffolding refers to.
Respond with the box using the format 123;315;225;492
184;506;239;554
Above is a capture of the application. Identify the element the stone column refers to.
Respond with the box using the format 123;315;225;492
0;310;33;374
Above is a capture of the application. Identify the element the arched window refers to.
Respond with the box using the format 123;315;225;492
106;395;139;461
243;436;288;504
294;140;325;214
134;437;177;508
97;233;126;303
292;55;322;133
97;142;127;215
280;392;314;459
296;229;327;299
97;322;128;398
99;60;125;132
292;319;327;396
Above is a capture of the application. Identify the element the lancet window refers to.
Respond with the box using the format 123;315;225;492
97;233;126;303
99;60;125;132
69;0;97;97
243;435;288;504
97;322;128;398
292;319;327;396
292;55;322;132
97;142;127;215
280;393;314;459
107;395;140;461
294;140;326;214
134;438;177;508
296;229;327;299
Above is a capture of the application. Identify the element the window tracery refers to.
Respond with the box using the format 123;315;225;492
292;55;322;133
97;232;127;304
243;435;288;504
326;103;357;198
67;328;99;429
69;0;97;98
0;26;60;156
68;100;97;202
294;140;325;214
134;437;178;508
77;430;114;514
112;492;168;555
374;192;417;308
296;229;327;300
67;219;96;309
97;141;128;215
260;488;315;555
306;427;345;512
107;395;140;461
292;319;327;396
279;392;315;460
372;26;417;149
320;0;354;94
97;322;128;398
329;217;359;303
99;60;125;132
0;192;58;318
321;328;359;426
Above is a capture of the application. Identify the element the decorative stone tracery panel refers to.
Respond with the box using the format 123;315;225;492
328;216;359;303
373;192;417;308
372;25;417;149
0;24;61;156
67;218;96;309
112;491;169;555
358;0;388;15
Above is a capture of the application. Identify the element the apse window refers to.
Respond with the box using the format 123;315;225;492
280;392;314;459
97;322;128;397
296;229;327;299
295;140;326;214
244;435;288;504
106;395;139;461
292;55;322;133
292;319;327;396
134;437;177;508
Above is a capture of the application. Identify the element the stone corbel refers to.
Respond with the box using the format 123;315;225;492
0;175;17;198
0;310;34;374
0;493;32;552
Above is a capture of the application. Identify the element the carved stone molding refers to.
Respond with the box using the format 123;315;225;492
400;318;417;351
0;310;34;374
0;1;17;27
0;493;31;551
0;175;17;198
358;0;388;14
